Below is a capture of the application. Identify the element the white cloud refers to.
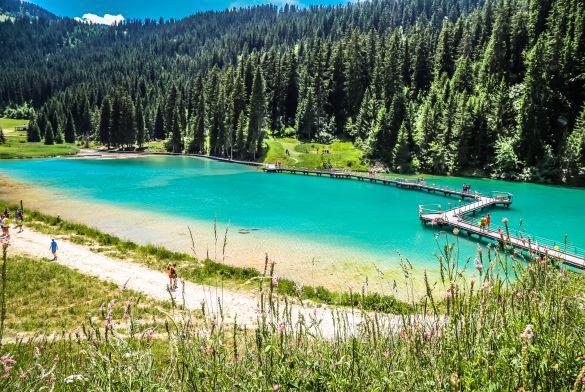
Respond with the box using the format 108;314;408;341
74;13;124;26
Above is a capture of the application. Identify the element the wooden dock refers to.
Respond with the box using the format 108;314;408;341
419;197;585;270
264;164;584;270
263;165;483;201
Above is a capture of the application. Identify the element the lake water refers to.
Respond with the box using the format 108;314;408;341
0;156;583;289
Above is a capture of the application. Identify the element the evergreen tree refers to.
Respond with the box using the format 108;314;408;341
245;67;266;160
517;37;552;166
434;20;454;77
235;112;247;159
164;85;179;137
136;100;145;148
563;104;585;184
393;121;414;173
189;76;206;154
98;97;112;148
353;87;378;143
154;104;165;140
44;121;54;145
295;84;316;140
64;111;76;143
166;109;183;153
27;118;42;142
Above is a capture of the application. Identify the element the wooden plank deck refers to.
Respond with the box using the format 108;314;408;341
263;165;481;200
420;196;585;270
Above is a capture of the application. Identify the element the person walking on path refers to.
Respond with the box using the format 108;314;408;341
1;215;9;237
167;263;178;291
15;208;24;233
50;238;58;260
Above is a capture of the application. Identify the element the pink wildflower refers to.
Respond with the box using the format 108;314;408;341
271;278;279;287
142;328;154;341
19;372;27;380
452;228;459;236
277;321;286;333
445;288;452;300
0;356;16;365
273;384;281;391
476;246;482;254
501;217;508;224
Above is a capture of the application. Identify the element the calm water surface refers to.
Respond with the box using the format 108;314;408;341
0;156;583;269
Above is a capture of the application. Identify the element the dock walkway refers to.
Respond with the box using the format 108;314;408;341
264;164;585;270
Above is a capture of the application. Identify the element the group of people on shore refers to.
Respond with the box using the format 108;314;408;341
1;206;24;238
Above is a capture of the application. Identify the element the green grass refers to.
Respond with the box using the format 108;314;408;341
143;140;167;152
0;117;28;132
0;117;78;159
264;137;367;171
0;200;410;314
0;238;582;390
3;254;172;336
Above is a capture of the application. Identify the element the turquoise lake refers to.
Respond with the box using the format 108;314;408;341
0;156;584;271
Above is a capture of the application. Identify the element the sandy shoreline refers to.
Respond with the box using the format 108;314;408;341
0;167;440;299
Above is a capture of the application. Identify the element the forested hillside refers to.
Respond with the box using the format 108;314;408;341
1;0;584;184
0;0;55;19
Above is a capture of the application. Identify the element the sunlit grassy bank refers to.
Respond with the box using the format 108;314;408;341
0;118;78;159
264;137;367;171
0;234;582;390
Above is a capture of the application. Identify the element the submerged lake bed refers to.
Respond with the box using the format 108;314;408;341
0;155;583;295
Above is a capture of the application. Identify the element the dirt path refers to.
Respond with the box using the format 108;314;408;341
6;228;399;338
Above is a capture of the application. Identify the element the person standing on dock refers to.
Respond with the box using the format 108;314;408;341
485;213;491;229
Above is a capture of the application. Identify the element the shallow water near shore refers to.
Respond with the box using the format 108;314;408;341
0;155;583;295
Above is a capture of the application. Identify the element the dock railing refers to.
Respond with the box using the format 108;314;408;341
457;214;585;260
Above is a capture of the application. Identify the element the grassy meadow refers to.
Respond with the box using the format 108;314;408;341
2;254;171;336
264;137;367;171
0;233;583;390
0;117;78;159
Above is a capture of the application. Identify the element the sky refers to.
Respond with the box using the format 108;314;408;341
27;0;351;24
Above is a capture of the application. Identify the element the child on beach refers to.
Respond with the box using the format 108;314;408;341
167;264;178;291
50;239;58;260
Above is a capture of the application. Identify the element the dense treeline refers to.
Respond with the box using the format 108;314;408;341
1;0;584;184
